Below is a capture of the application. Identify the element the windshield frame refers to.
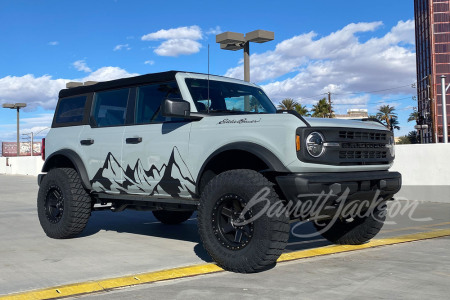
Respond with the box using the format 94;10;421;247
179;74;277;115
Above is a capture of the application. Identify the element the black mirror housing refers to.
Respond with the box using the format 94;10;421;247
161;99;191;118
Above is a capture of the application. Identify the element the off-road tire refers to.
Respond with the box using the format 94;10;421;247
152;210;194;225
198;169;290;273
37;168;91;239
313;202;387;245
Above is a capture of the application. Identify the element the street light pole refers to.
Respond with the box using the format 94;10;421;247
2;103;27;156
216;30;274;83
243;42;250;82
16;107;20;156
441;75;450;143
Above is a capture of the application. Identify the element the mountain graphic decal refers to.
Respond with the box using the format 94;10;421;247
91;147;196;197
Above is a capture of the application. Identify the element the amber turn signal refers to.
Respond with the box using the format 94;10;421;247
296;135;301;151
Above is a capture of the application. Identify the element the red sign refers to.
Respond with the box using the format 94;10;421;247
2;142;42;157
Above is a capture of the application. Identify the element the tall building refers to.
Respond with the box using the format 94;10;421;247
414;0;450;143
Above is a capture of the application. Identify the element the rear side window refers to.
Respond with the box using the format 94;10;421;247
54;96;87;125
135;81;181;124
92;89;130;127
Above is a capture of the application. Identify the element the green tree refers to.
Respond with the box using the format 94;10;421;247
407;131;419;144
389;117;401;132
277;98;297;110
294;103;310;116
407;109;419;123
396;135;411;144
311;98;333;118
376;105;397;129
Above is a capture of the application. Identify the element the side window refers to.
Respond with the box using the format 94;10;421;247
54;96;87;125
93;88;130;127
135;81;181;124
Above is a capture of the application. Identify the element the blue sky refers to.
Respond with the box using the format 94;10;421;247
0;0;417;142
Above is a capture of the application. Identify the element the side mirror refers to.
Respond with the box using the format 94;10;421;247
161;98;191;118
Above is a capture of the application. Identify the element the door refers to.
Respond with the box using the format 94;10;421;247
79;88;131;193
121;82;194;198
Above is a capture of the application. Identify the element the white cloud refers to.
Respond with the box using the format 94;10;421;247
0;75;67;110
144;60;155;65
142;25;203;57
225;20;416;107
0;67;138;112
0;66;138;141
141;25;202;41
154;39;202;57
206;26;222;35
73;60;92;73
80;67;138;82
113;44;131;51
48;41;59;46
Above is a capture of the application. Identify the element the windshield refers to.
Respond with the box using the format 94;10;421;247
185;78;276;114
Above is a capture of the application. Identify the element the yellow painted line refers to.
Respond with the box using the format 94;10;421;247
278;228;450;262
1;229;450;300
381;221;450;234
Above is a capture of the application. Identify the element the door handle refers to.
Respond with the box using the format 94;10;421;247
126;137;142;144
80;139;94;145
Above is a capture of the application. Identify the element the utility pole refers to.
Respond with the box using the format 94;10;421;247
327;92;332;118
428;75;437;143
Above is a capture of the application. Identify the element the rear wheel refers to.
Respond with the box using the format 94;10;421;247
37;168;92;239
152;210;194;225
313;202;387;245
198;169;290;273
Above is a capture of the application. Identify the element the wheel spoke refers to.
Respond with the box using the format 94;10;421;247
221;223;234;234
52;190;60;199
221;207;233;218
242;225;251;236
234;229;243;243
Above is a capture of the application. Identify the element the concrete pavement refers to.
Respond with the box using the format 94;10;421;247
76;237;450;300
0;174;449;298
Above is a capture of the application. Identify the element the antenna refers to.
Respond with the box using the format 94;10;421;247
207;44;210;113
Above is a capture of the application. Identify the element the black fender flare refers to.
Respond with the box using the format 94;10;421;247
42;149;92;190
195;142;289;193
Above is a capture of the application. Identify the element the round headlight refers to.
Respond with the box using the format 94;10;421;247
306;132;325;157
387;136;395;157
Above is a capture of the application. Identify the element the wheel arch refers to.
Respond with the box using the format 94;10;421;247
195;142;288;195
42;149;92;190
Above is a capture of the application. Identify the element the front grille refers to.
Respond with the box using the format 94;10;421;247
298;127;393;166
339;130;387;141
339;150;387;159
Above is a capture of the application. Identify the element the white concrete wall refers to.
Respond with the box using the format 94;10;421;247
0;156;44;176
390;144;450;203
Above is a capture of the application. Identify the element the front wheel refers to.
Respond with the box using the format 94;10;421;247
37;168;92;239
198;169;290;273
313;202;387;245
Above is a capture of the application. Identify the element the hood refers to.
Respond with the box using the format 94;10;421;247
303;117;388;131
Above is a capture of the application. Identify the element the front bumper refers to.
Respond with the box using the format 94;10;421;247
276;171;401;218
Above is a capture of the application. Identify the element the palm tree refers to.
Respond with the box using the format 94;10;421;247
277;98;297;110
294;103;310;116
389;117;400;132
311;98;333;118
407;109;419;123
376;105;397;129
